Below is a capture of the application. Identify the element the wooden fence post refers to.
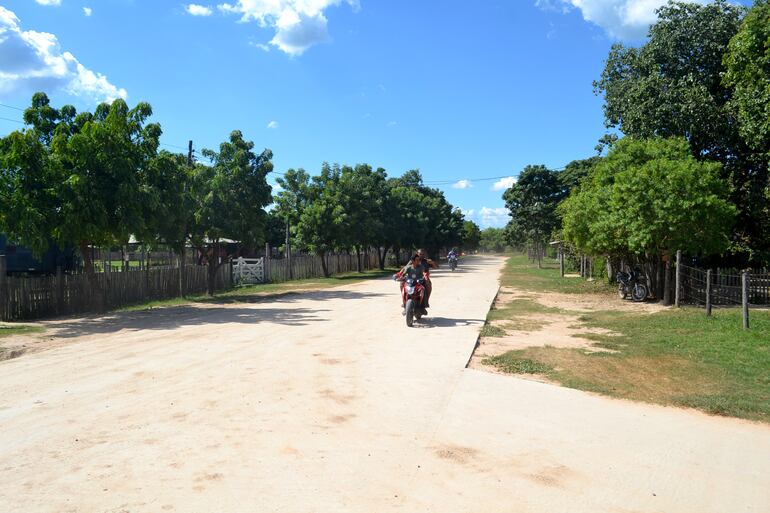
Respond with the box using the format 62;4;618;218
742;271;750;330
0;255;6;321
559;248;564;277
675;250;682;308
705;269;712;316
56;265;64;315
264;242;271;283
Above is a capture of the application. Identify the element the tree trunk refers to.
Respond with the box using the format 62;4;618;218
207;243;221;296
356;246;362;273
319;250;330;277
79;241;94;274
377;247;388;270
663;259;672;305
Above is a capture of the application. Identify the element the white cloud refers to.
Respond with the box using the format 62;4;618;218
186;4;213;16
35;0;61;5
386;120;397;127
538;0;711;40
479;207;511;228
0;7;127;102
267;120;278;129
492;176;517;191
250;41;271;51
83;7;92;17
452;179;473;189
217;0;359;56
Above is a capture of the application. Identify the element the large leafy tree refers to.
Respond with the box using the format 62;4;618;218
594;0;769;262
0;93;162;273
195;130;273;294
503;165;565;266
560;137;736;293
338;164;389;271
461;220;481;252
479;227;508;253
723;0;770;155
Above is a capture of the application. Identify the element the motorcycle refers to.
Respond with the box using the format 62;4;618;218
616;268;648;302
394;272;428;327
448;254;458;271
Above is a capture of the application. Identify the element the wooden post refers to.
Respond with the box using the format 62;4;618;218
705;269;712;316
264;242;270;283
675;250;682;308
0;255;6;321
663;260;671;305
742;271;750;330
559;247;564;277
286;221;293;280
56;265;64;315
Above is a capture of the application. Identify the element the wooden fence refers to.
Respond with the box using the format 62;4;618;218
0;263;231;321
268;251;380;283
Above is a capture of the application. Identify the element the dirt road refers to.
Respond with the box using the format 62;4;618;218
1;256;768;512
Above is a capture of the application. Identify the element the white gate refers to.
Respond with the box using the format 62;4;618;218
233;257;265;284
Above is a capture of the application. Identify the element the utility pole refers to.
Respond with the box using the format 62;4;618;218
187;140;193;167
285;220;293;280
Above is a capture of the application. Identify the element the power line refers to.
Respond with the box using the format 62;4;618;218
0;103;24;112
0;116;24;125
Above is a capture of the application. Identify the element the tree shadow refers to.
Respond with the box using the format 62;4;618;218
47;289;383;339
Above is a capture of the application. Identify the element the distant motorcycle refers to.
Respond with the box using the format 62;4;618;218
448;254;458;271
394;272;428;327
616;269;648;302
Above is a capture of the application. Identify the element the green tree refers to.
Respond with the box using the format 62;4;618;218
560;137;736;292
594;0;768;262
503;165;565;267
479;227;508;253
723;0;770;154
559;156;602;192
339;164;389;271
0;93;163;273
461;220;481;252
195;130;273;294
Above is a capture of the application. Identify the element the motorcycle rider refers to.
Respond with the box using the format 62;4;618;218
415;249;437;307
395;254;430;313
448;248;458;260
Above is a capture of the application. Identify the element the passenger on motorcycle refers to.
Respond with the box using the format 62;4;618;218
394;254;429;310
416;249;437;307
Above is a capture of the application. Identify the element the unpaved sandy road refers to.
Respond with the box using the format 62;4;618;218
1;256;769;513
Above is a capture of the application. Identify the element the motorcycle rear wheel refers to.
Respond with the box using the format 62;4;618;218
632;284;648;302
405;299;415;327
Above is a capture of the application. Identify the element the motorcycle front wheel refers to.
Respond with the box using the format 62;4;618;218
632;284;648;302
405;299;415;327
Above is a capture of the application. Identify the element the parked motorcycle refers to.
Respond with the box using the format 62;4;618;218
449;255;458;271
394;272;428;327
616;269;648;302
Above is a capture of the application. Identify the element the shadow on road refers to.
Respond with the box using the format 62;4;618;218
47;289;383;339
415;317;483;328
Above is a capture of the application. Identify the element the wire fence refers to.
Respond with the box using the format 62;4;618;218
680;264;770;307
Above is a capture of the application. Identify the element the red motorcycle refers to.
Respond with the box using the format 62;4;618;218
394;270;429;327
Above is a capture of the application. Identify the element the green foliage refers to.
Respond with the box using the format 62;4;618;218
723;0;770;154
503;165;564;248
461;220;481;251
560;137;736;260
594;1;770;261
479;227;507;253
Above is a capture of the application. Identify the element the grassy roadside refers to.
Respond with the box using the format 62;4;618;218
0;324;44;338
483;254;770;422
119;267;397;312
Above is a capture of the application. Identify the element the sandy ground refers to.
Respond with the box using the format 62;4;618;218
1;256;769;513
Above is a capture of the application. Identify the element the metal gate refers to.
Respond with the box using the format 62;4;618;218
232;257;265;284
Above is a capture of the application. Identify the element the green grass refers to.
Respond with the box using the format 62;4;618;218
0;324;44;338
480;324;506;337
501;253;614;295
486;253;770;422
120;268;397;312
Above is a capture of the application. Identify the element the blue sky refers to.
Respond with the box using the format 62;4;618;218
0;1;747;227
